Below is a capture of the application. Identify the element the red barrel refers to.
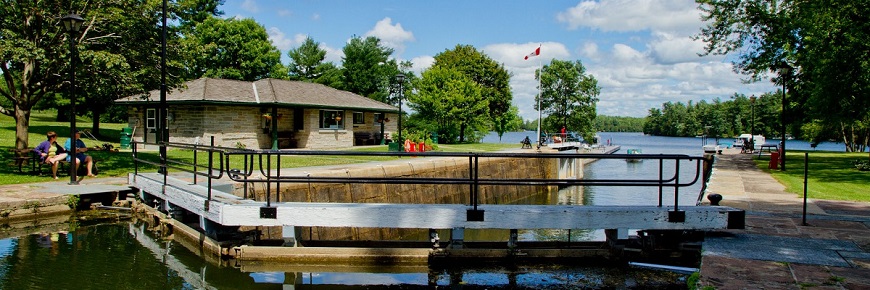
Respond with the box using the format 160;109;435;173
769;152;779;169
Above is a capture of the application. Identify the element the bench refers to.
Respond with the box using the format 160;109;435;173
276;131;297;149
9;148;99;177
354;132;376;146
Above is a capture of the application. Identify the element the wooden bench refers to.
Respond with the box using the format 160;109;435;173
9;148;98;177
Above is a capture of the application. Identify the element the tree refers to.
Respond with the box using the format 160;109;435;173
181;16;282;81
696;0;870;153
430;45;513;136
0;0;222;148
409;67;488;143
537;59;600;142
341;36;397;103
492;106;523;142
287;36;341;85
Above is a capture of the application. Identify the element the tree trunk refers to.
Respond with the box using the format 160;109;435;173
92;111;101;138
14;105;31;149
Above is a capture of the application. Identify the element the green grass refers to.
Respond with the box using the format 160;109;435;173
1;110;518;185
753;151;870;202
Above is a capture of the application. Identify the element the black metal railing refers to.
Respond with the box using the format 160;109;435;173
132;140;711;216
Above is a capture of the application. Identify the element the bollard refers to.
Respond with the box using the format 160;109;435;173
707;193;723;206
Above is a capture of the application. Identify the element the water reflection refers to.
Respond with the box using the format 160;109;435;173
0;221;688;289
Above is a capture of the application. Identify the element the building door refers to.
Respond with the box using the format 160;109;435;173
145;108;157;143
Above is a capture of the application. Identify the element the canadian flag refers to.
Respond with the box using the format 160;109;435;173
524;46;541;60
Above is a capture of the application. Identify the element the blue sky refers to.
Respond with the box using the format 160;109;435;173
221;0;777;119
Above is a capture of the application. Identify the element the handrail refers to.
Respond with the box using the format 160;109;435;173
132;140;711;214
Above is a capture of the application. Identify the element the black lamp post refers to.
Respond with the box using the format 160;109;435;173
750;95;756;140
777;63;792;171
394;73;405;149
61;13;84;185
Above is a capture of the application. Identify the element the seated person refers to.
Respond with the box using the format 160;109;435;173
521;136;532;148
64;130;96;178
33;131;69;179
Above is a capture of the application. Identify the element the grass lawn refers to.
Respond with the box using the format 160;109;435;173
2;110;518;186
753;151;870;202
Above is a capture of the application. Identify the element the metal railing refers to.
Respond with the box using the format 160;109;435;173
132;140;711;216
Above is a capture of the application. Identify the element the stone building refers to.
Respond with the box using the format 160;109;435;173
114;78;399;149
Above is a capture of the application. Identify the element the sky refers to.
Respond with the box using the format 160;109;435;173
220;0;778;120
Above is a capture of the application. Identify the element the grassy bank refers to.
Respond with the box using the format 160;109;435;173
754;151;870;202
2;110;518;186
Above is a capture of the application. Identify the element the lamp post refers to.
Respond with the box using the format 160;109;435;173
394;73;405;149
750;95;756;140
61;13;84;185
777;63;792;171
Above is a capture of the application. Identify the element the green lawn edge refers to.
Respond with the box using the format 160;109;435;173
751;151;870;202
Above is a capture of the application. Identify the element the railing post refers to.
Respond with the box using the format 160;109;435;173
133;141;138;176
205;136;214;211
193;140;198;185
276;153;281;203
466;154;484;222
658;158;663;207
669;159;685;222
266;153;272;208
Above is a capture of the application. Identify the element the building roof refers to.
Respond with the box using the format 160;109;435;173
115;78;399;112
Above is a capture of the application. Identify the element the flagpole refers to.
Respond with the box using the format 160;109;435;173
535;46;543;148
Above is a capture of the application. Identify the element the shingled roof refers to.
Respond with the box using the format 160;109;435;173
115;78;399;112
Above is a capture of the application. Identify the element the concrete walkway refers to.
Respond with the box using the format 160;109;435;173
700;148;870;289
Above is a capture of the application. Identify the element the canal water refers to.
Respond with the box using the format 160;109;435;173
1;132;840;289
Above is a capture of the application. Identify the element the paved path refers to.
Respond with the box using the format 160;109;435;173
701;148;870;289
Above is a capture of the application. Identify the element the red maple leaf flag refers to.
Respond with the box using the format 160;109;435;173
524;46;541;60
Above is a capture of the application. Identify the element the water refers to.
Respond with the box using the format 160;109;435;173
484;130;851;152
0;220;687;289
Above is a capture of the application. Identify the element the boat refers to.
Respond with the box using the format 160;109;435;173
735;134;765;151
703;144;720;154
625;148;642;162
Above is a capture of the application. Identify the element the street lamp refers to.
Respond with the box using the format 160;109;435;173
394;73;405;149
61;13;84;185
750;95;756;141
777;63;792;171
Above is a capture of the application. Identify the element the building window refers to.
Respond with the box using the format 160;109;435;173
353;112;365;124
146;108;156;130
319;110;344;129
373;113;385;125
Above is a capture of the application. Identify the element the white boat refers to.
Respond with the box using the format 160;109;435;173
703;144;720;154
735;134;765;151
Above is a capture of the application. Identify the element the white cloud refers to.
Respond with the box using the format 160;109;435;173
364;17;416;57
410;55;434;75
277;9;291;17
647;32;711;64
322;44;344;64
241;0;259;13
267;27;293;51
556;0;702;34
311;13;320;21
